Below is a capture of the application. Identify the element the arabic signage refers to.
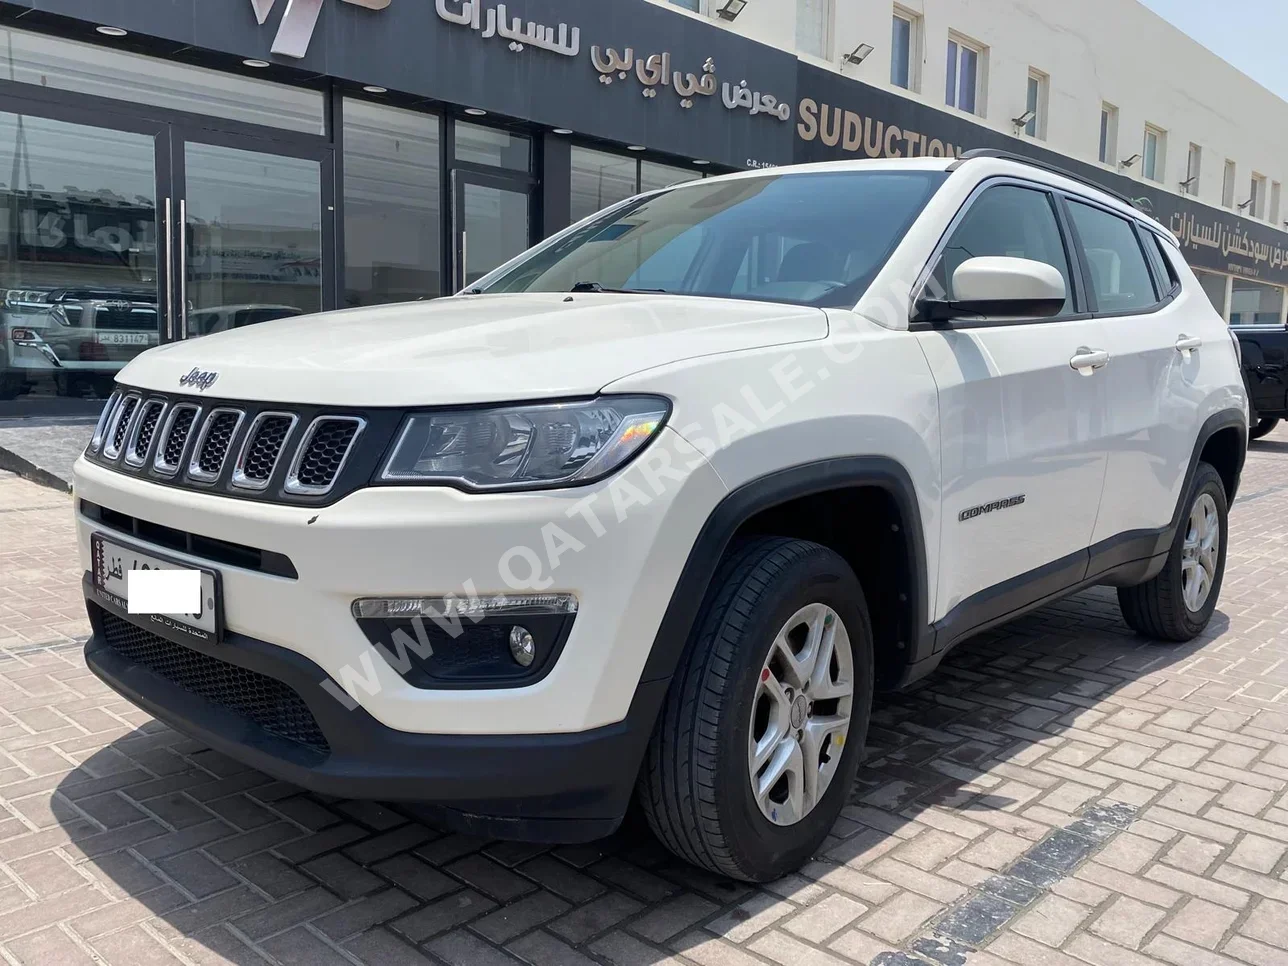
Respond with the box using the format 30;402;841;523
792;63;1288;286
14;0;799;170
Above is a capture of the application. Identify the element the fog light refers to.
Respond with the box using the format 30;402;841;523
509;626;536;667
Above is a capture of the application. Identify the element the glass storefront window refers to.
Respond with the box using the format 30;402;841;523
570;147;638;224
454;122;529;171
183;143;323;337
640;160;701;193
0;28;325;135
344;100;442;306
1230;277;1285;326
0;112;158;410
1194;270;1228;318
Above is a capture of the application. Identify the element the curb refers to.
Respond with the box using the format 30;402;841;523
0;444;72;494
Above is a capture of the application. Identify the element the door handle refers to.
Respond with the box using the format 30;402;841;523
162;198;174;341
178;199;189;339
1175;335;1203;356
1069;347;1110;374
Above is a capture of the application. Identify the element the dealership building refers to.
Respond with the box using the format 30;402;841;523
2;0;1287;418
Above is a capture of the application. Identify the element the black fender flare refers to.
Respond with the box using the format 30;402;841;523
638;456;931;686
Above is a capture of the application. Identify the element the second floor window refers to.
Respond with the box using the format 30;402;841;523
946;35;985;115
796;0;831;59
1142;125;1165;182
1099;103;1118;165
891;10;919;90
1185;143;1201;195
1251;174;1267;218
1223;160;1237;208
1025;70;1048;139
668;0;702;9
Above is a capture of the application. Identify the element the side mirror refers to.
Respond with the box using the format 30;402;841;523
914;256;1067;325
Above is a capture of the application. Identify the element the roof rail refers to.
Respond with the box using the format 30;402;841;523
948;148;1144;212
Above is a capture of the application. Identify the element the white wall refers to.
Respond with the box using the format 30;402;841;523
647;0;1288;232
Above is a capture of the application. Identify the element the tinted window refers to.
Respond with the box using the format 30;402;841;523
1146;234;1180;294
479;172;947;308
1067;202;1158;313
930;184;1073;314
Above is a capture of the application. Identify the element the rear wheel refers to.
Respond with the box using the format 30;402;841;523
1118;462;1227;642
1250;417;1280;441
637;537;873;882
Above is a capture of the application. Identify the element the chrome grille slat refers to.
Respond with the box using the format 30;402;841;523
187;408;246;483
124;400;166;467
89;391;122;454
232;412;298;491
103;394;141;460
154;404;202;476
285;417;366;496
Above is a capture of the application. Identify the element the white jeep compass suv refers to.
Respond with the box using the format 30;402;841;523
74;151;1247;882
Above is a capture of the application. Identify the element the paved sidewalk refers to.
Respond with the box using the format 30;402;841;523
0;419;95;494
0;430;1285;966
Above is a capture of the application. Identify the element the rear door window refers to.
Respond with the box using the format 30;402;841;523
1066;201;1158;314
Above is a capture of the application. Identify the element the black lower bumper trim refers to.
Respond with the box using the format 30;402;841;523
82;576;664;843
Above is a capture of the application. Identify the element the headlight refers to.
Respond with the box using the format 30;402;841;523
379;395;670;490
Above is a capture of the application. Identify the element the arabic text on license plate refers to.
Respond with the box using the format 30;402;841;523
93;537;218;637
97;332;151;345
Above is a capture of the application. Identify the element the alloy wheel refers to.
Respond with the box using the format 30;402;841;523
1181;492;1220;612
747;603;854;826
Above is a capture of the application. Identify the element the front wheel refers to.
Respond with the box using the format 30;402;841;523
637;537;874;882
1250;417;1280;441
1118;462;1228;642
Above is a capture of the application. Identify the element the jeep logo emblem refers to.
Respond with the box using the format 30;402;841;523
180;368;220;392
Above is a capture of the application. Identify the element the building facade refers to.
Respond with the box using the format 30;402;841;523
1;0;1284;418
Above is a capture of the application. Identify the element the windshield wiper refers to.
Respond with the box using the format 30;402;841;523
570;281;668;294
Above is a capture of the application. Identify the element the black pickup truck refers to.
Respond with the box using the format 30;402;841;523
1236;323;1288;439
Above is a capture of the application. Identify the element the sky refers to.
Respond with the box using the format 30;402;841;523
1138;0;1288;101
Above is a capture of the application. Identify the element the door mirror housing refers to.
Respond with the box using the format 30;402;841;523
913;256;1067;325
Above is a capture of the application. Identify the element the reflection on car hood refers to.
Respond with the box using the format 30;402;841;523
116;293;829;406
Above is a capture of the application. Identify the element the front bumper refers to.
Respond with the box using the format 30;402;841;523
84;585;665;841
73;426;725;735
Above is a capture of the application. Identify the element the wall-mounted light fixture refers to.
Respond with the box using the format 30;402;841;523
1012;110;1036;134
1119;154;1141;170
715;0;747;22
1179;176;1198;190
842;43;875;67
1237;198;1254;212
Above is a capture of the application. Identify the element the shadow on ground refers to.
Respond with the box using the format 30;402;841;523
49;585;1217;965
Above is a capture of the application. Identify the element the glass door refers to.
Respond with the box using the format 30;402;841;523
0;108;167;415
173;133;331;339
452;169;532;291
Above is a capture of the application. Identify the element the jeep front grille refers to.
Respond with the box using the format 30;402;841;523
89;389;378;505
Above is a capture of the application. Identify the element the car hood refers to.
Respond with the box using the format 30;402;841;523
116;293;828;406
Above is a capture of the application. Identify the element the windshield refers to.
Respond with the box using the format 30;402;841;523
478;170;947;308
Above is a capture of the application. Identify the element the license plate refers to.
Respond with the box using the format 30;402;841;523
96;332;151;346
91;533;222;645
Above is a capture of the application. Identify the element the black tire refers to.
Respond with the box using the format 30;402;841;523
1118;462;1228;642
1250;417;1280;441
637;537;874;882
